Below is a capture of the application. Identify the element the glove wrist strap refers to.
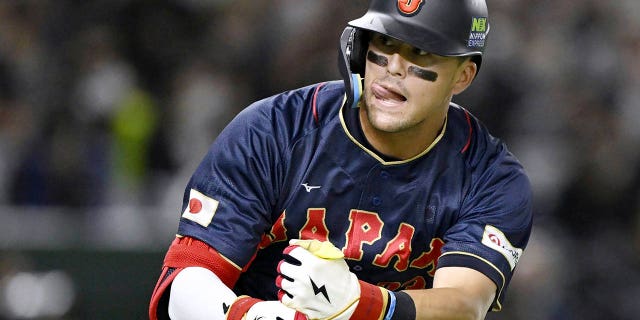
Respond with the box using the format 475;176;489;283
226;296;263;320
350;281;389;320
390;291;416;320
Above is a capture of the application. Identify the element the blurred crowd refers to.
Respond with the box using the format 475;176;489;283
0;0;639;319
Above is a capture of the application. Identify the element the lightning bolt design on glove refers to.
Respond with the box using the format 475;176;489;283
276;239;362;320
310;277;330;302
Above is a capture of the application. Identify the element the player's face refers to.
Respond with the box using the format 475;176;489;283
360;33;475;139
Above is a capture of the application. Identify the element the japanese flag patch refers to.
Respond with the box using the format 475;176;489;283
481;225;523;271
182;189;219;227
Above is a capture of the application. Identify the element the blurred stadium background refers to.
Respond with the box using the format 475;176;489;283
0;0;639;319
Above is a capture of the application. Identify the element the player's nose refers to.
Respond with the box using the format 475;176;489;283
386;53;407;78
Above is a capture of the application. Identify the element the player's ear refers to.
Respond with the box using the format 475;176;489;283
452;59;477;95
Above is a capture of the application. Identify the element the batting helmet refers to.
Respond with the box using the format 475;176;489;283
338;0;490;108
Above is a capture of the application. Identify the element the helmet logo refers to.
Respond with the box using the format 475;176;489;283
397;0;424;16
468;17;488;48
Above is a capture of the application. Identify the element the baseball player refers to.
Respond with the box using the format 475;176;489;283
149;1;533;319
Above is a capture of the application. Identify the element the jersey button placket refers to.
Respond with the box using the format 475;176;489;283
360;166;389;210
371;169;388;206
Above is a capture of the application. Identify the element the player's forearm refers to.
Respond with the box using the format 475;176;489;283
169;267;238;320
168;266;307;320
404;288;491;320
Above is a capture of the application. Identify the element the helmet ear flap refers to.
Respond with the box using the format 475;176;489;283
349;29;369;75
338;27;368;109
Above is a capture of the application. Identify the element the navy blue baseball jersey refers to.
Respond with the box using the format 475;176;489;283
176;80;532;311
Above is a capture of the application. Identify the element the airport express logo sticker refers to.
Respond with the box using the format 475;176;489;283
468;17;488;48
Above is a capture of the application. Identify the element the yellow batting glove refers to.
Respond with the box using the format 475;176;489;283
289;239;344;260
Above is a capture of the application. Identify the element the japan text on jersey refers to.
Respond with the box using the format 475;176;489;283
177;81;532;311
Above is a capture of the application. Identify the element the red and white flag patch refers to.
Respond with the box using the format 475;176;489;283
181;189;219;227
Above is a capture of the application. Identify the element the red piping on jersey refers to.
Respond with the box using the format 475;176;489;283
312;82;326;124
461;110;473;154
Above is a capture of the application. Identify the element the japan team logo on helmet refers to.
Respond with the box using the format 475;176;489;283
397;0;425;16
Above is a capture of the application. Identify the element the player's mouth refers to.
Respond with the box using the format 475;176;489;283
371;82;407;107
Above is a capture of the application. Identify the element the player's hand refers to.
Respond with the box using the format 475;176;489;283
225;297;307;320
276;239;360;320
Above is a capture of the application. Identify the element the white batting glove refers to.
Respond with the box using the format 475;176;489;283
225;296;307;320
276;239;360;320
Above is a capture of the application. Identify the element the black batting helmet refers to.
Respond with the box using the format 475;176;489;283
339;0;490;108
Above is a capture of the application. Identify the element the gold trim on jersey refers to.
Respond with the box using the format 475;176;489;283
338;102;447;165
439;251;506;311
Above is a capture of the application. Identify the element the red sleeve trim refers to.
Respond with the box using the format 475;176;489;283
149;266;181;320
163;236;242;287
350;281;388;320
227;296;263;320
312;82;327;124
148;237;243;320
460;109;473;154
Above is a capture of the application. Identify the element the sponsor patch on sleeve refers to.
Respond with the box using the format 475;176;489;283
481;225;522;270
181;189;219;227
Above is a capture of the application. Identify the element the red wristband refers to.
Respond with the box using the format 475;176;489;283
350;281;389;320
226;296;263;320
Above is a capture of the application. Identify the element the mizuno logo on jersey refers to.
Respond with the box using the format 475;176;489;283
301;183;321;192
